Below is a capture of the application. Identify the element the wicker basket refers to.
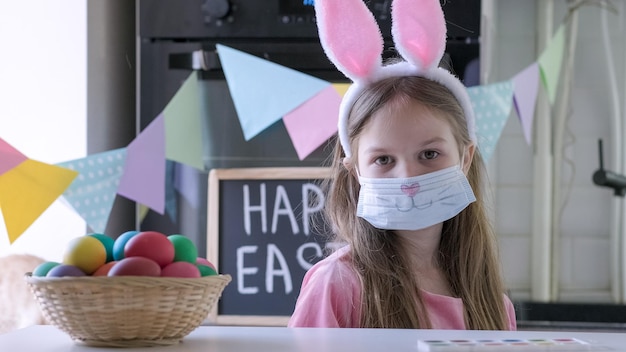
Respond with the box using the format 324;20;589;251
25;273;231;347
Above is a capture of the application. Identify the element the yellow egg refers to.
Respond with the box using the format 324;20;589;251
63;236;107;274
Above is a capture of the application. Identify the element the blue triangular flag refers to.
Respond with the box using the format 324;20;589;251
468;81;515;163
57;148;127;233
216;44;331;140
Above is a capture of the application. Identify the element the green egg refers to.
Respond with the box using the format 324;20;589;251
88;233;115;262
168;234;198;263
32;261;60;277
197;264;218;277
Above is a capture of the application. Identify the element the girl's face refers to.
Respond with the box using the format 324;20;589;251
353;99;471;179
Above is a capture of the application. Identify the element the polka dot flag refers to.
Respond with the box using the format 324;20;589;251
467;81;515;163
56;148;127;233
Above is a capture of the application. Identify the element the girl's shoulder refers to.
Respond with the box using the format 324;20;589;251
289;245;361;328
303;245;355;283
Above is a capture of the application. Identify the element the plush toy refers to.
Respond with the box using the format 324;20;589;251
314;0;476;157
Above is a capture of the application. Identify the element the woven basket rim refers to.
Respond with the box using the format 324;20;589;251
25;272;232;284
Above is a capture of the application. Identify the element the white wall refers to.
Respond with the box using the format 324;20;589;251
0;1;87;262
491;1;626;303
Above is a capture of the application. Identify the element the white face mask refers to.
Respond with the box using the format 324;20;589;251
356;164;476;230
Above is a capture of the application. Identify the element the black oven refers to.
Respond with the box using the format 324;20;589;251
137;0;481;256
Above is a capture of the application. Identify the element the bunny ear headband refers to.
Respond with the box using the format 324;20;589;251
314;0;477;158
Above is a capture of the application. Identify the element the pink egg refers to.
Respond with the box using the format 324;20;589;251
195;257;216;270
161;261;201;278
124;231;175;268
108;257;161;277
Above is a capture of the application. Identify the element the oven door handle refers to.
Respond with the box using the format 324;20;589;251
169;50;221;71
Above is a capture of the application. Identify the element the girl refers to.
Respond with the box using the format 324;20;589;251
288;0;516;330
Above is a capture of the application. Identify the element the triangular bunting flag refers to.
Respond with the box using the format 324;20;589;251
57;148;127;233
538;24;565;105
468;81;515;163
283;85;341;160
163;72;205;170
118;113;166;214
332;83;351;97
0;159;78;243
216;44;331;140
512;63;540;146
0;137;27;176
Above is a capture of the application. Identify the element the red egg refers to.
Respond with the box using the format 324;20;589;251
108;257;161;277
123;231;175;268
161;261;201;278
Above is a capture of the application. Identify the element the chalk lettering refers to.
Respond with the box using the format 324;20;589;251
237;245;259;294
271;185;299;235
266;244;293;294
243;183;267;235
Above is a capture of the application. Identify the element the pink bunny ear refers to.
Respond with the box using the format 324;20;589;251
391;0;446;70
315;0;384;82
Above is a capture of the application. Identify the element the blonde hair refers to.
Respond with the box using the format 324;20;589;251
322;76;509;329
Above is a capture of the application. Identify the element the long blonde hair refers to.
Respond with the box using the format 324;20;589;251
322;75;509;329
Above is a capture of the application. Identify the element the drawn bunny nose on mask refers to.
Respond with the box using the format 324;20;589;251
356;165;476;231
400;183;420;197
314;0;477;158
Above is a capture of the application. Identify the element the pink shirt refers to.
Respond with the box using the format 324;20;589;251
288;246;517;330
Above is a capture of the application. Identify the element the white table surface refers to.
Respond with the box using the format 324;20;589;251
1;325;625;351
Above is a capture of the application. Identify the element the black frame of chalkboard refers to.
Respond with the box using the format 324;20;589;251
206;167;331;326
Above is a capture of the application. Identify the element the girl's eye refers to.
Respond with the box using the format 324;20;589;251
374;156;392;165
422;150;439;160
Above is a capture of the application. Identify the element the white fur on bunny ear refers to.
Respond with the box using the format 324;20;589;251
314;0;384;82
391;0;447;70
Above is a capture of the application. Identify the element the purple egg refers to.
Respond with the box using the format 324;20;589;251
46;264;87;277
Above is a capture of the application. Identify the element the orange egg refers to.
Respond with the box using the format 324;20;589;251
92;261;117;276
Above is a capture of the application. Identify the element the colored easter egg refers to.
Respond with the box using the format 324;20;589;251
63;236;107;275
124;231;175;268
32;261;60;277
167;234;198;263
46;264;87;277
197;264;218;277
196;257;216;270
108;257;161;277
112;230;140;261
88;233;115;262
92;261;117;276
161;261;201;278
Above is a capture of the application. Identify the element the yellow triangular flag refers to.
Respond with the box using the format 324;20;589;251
0;159;78;243
332;83;351;98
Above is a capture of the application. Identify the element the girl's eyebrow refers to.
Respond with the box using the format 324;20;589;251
419;137;447;147
361;146;389;155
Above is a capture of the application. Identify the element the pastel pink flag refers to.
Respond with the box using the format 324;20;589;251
283;85;341;160
117;113;166;214
0;137;28;175
512;63;540;146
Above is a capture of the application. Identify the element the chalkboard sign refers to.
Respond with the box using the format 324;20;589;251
206;167;335;326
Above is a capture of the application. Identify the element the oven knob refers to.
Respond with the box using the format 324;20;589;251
202;0;231;19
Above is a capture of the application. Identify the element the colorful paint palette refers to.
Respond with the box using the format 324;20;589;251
417;338;593;351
